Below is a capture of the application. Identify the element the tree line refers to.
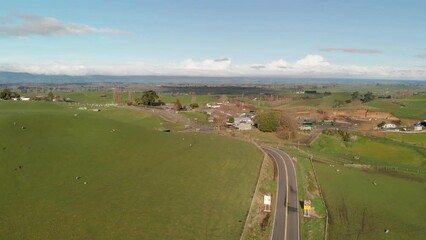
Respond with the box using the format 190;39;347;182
0;88;20;100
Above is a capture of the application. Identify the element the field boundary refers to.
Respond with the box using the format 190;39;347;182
309;156;329;240
240;141;275;240
292;146;329;240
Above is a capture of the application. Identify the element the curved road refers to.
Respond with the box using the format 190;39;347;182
263;146;300;240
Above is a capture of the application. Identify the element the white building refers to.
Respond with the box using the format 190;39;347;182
233;117;253;125
206;103;222;108
232;117;253;131
382;123;397;129
237;122;252;131
299;125;313;131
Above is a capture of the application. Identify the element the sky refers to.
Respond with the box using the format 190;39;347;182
0;0;425;79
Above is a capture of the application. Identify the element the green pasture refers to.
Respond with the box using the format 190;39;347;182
282;92;351;109
385;132;426;146
0;101;263;239
62;91;115;104
54;91;218;106
365;95;426;120
314;162;426;240
179;111;209;124
311;134;426;169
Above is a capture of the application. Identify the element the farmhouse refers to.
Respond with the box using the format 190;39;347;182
414;125;423;131
382;123;397;129
206;103;222;108
236;122;252;130
233;117;253;125
416;120;426;127
299;121;314;131
232;117;253;131
20;97;30;101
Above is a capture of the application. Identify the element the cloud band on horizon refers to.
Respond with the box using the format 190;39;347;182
0;54;425;80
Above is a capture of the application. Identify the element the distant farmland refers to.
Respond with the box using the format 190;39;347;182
0;101;263;239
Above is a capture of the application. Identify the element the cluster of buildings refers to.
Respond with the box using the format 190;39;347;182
204;102;255;130
6;96;72;102
380;120;425;132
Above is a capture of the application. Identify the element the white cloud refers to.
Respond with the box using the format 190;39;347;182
0;13;126;37
1;55;425;80
267;59;289;69
296;54;330;67
178;58;231;71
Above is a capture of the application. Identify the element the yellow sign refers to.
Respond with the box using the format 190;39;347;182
304;200;311;210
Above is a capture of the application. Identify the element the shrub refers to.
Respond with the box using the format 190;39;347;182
254;111;280;132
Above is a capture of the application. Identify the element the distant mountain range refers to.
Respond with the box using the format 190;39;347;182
0;71;425;85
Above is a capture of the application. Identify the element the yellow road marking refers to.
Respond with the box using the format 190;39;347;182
268;147;290;240
282;152;289;240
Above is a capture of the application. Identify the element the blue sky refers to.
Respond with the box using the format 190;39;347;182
0;0;425;79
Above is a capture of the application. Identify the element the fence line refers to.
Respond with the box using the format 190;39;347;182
309;155;329;240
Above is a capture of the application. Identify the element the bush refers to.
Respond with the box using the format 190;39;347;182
190;103;199;108
322;129;351;142
254;111;280;132
228;116;235;123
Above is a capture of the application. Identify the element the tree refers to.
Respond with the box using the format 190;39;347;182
47;91;54;100
228;116;235;123
377;121;386;128
254;111;280;132
362;92;375;103
189;103;199;108
0;88;12;100
173;99;182;111
0;88;19;100
137;90;159;106
351;91;360;100
276;113;298;140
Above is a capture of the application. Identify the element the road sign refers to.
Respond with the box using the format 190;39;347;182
264;195;271;212
264;195;271;205
303;200;311;210
303;200;311;217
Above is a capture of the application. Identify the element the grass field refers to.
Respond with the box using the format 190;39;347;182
282;92;351;109
179;111;209;124
385;132;426;146
62;91;115;104
365;95;426;120
307;133;426;239
311;134;426;169
314;162;426;239
58;91;218;106
0;101;263;239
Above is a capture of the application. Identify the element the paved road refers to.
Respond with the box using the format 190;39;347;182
263;146;299;240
